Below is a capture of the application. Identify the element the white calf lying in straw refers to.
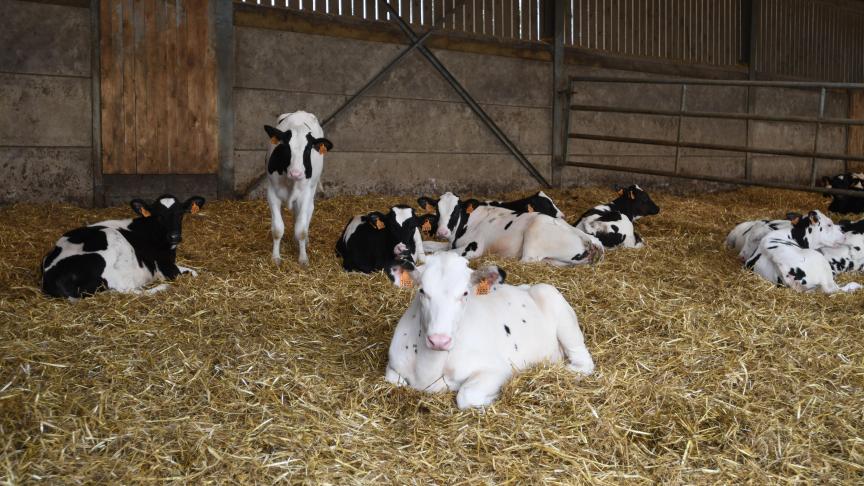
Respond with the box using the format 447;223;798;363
421;192;604;266
726;217;794;262
385;253;594;409
265;111;333;266
745;210;861;293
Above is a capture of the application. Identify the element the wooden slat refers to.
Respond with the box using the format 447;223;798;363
120;0;137;174
164;0;178;173
100;0;121;174
135;0;157;173
464;0;475;34
172;1;190;175
422;0;432;26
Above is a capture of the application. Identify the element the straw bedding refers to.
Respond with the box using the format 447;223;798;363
1;187;863;484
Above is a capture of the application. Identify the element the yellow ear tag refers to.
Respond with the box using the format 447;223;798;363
527;204;535;213
270;136;279;145
466;205;475;215
140;208;151;217
421;220;432;233
191;202;200;215
400;272;413;288
375;220;385;230
617;189;625;196
425;203;435;212
475;280;490;295
791;217;800;225
318;145;328;155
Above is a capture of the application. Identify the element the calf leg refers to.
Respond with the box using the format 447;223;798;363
455;370;512;409
557;320;595;376
293;195;314;266
267;189;285;265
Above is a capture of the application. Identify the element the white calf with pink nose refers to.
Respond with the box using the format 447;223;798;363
264;111;333;265
385;253;594;409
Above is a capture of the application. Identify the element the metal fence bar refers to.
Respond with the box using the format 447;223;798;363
570;76;864;90
562;160;864;198
568;133;864;163
568;104;864;126
809;87;826;187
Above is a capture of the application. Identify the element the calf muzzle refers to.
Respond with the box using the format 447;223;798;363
426;334;452;351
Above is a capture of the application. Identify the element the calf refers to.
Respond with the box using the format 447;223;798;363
726;217;794;262
385;253;594;409
418;191;565;220
41;195;205;299
822;172;864;214
818;219;864;275
335;206;429;273
745;210;860;293
421;192;603;266
573;185;660;249
265;111;333;266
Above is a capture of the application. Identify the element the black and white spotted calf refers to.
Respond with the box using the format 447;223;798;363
41;195;205;298
573;185;660;249
822;172;864;214
417;192;603;266
726;216;795;262
819;219;864;275
744;210;860;293
418;191;564;222
335;206;434;273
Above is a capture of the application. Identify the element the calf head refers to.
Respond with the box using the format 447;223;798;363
822;173;864;214
390;253;505;351
417;193;480;241
130;194;206;249
264;125;333;180
533;191;565;218
788;210;845;249
385;206;421;257
610;184;660;220
416;213;439;238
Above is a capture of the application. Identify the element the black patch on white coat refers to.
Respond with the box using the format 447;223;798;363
462;242;478;256
504;325;511;336
64;226;108;252
42;253;108;298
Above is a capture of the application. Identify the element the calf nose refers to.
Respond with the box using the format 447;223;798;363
426;334;452;351
393;242;409;256
288;169;304;180
168;232;182;245
436;227;450;238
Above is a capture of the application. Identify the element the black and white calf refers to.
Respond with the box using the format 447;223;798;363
818;219;864;275
822;172;864;214
419;192;603;266
335;206;431;273
418;191;565;221
573;185;660;249
41;195;205;299
745;210;860;293
265;111;333;266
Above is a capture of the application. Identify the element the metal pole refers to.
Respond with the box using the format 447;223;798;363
382;1;551;188
810;87;826;187
551;0;566;188
673;84;687;174
569;76;864;90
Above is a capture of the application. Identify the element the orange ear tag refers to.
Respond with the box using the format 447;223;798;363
400;272;413;288
466;205;474;215
140;208;151;217
318;145;328;155
425;203;435;212
270;136;279;145
190;202;200;215
475;280;490;295
527;204;535;213
421;220;432;233
375;220;386;230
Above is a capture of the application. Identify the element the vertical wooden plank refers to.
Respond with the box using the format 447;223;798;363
849;91;864;161
164;0;177;173
100;0;120;174
463;0;474;34
502;0;511;38
421;0;432;26
203;1;218;174
153;0;168;173
172;1;189;175
134;0;157;173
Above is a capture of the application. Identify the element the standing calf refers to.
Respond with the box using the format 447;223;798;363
573;185;660;249
41;195;205;298
265;111;333;266
385;253;594;409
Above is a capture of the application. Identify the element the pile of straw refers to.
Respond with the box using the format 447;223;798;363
1;187;862;483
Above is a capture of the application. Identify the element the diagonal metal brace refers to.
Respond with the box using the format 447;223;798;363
381;1;550;188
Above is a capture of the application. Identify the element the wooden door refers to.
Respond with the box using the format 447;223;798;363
99;0;218;176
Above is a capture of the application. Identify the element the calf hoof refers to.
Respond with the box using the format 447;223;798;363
842;282;862;292
272;256;282;266
298;256;309;267
568;362;595;377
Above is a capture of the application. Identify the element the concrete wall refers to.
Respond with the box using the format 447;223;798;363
234;24;850;198
0;0;93;205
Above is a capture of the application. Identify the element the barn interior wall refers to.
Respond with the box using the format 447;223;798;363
0;0;93;205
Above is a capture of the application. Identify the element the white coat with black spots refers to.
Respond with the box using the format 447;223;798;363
573;185;660;249
726;217;794;262
746;210;860;293
818;219;864;275
385;253;594;409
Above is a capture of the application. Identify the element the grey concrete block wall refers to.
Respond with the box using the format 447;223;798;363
233;26;554;198
0;0;93;205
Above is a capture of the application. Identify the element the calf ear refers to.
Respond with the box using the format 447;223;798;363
265;125;290;145
417;197;437;213
470;265;506;295
786;212;802;221
463;198;481;214
130;199;152;218
366;212;386;230
315;137;333;155
808;210;819;224
387;261;417;288
184;196;206;214
416;214;435;234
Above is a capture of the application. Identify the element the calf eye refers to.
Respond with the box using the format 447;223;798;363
419;288;425;294
462;291;468;296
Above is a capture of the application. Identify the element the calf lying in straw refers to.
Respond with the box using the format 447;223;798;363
744;210;861;293
385;253;594;409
